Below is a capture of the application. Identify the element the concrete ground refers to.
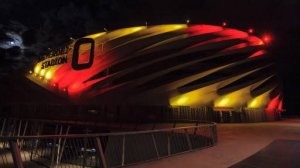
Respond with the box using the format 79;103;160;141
129;119;300;168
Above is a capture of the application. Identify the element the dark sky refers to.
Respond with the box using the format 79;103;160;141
0;0;299;115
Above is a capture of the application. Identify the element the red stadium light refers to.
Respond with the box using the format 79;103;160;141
248;28;254;34
222;21;227;27
262;34;271;44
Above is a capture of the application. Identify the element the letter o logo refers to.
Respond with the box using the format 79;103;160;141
72;38;95;70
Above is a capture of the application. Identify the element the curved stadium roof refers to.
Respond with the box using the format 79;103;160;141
26;24;282;111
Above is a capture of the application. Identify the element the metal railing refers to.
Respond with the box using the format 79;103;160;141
1;104;280;124
0;123;217;168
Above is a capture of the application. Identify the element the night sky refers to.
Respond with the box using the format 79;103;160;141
0;0;299;115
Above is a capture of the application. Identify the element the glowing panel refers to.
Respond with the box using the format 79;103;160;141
40;69;46;77
218;97;230;106
170;85;218;106
104;26;146;41
266;95;280;110
218;28;248;38
186;28;249;50
187;25;223;36
214;88;251;108
222;43;248;51
84;32;106;39
248;36;264;46
34;65;41;74
247;91;270;108
45;71;52;80
248;50;266;58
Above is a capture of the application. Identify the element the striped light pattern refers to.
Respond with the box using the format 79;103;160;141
27;24;282;112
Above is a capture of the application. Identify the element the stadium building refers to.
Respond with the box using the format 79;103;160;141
25;24;282;122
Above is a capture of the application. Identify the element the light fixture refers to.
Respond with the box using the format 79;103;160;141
186;19;190;24
248;28;254;34
262;34;271;44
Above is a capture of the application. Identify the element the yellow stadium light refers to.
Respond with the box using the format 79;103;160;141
107;26;146;41
214;88;252;108
85;32;106;39
247;92;270;108
45;71;52;80
40;69;46;76
176;96;189;105
170;85;219;107
171;24;187;30
248;98;258;108
218;97;230;106
34;65;40;74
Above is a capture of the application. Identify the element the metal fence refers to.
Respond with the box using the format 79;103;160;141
1;104;281;124
0;123;217;168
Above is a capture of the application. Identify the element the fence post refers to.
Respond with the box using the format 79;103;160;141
19;121;28;150
214;125;218;144
82;137;88;168
121;135;126;166
184;129;192;150
211;125;218;144
95;137;108;168
193;122;198;135
167;133;171;156
50;125;58;167
151;133;159;159
56;125;63;165
58;126;70;164
9;140;24;168
220;111;223;123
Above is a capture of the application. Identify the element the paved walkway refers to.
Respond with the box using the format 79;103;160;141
230;139;300;168
129;119;300;168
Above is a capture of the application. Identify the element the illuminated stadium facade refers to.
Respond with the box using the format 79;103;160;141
26;24;282;122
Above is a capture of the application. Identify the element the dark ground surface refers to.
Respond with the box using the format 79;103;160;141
130;119;300;168
230;139;300;168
